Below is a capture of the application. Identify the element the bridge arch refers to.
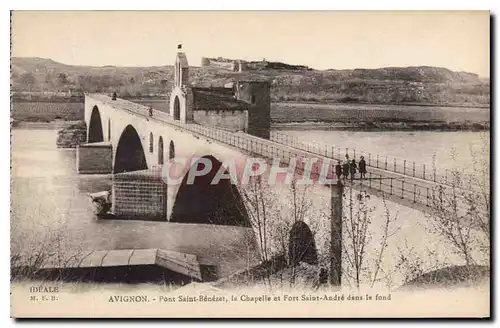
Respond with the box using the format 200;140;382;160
170;155;250;227
88;105;104;143
169;140;175;160
288;221;318;266
158;136;164;165
113;125;148;174
173;96;181;121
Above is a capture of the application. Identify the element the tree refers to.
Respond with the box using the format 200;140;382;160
427;137;490;266
227;171;324;290
57;73;68;86
19;72;36;91
341;184;398;289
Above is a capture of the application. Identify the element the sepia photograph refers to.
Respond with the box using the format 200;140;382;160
9;10;491;318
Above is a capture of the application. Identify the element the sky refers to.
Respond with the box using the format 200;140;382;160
11;11;490;77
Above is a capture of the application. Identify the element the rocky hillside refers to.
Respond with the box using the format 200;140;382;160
11;57;490;107
349;66;481;83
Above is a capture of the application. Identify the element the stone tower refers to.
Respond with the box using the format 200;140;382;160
169;45;193;123
175;49;189;87
235;81;271;139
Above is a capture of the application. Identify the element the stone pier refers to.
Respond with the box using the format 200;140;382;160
77;142;113;174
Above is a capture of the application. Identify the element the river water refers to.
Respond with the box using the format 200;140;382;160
10;128;258;279
277;129;489;174
11;128;489;286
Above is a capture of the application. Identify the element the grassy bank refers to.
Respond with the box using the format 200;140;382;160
12;120;83;129
11;101;84;122
271;102;490;124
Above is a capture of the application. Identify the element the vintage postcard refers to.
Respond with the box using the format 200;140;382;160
10;11;490;318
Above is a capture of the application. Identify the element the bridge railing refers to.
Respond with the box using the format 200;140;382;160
112;97;477;189
269;130;479;189
149;109;454;208
112;100;485;210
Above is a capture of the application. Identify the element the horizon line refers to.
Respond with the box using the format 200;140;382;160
10;56;489;78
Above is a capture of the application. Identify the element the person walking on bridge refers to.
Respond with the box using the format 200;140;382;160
335;161;342;181
349;159;357;180
342;160;350;179
359;156;367;179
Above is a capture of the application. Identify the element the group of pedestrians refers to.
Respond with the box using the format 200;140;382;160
335;155;367;181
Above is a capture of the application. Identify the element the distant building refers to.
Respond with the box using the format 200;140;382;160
201;56;309;72
170;48;271;139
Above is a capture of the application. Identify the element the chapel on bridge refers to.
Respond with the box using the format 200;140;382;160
168;45;271;140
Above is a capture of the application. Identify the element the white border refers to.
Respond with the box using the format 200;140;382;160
5;0;498;10
3;1;497;326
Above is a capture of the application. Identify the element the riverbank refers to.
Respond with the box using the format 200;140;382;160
275;100;490;109
56;121;86;148
11;98;490;133
11;120;83;129
271;102;490;125
12;100;490;126
272;121;490;131
12;96;490;109
12;118;489;133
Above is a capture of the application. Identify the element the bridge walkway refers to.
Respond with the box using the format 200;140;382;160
269;130;486;191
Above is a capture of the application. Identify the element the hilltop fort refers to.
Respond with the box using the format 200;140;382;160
201;56;311;72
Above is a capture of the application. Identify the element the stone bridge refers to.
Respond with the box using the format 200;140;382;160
80;93;268;225
75;48;469;284
79;92;448;222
